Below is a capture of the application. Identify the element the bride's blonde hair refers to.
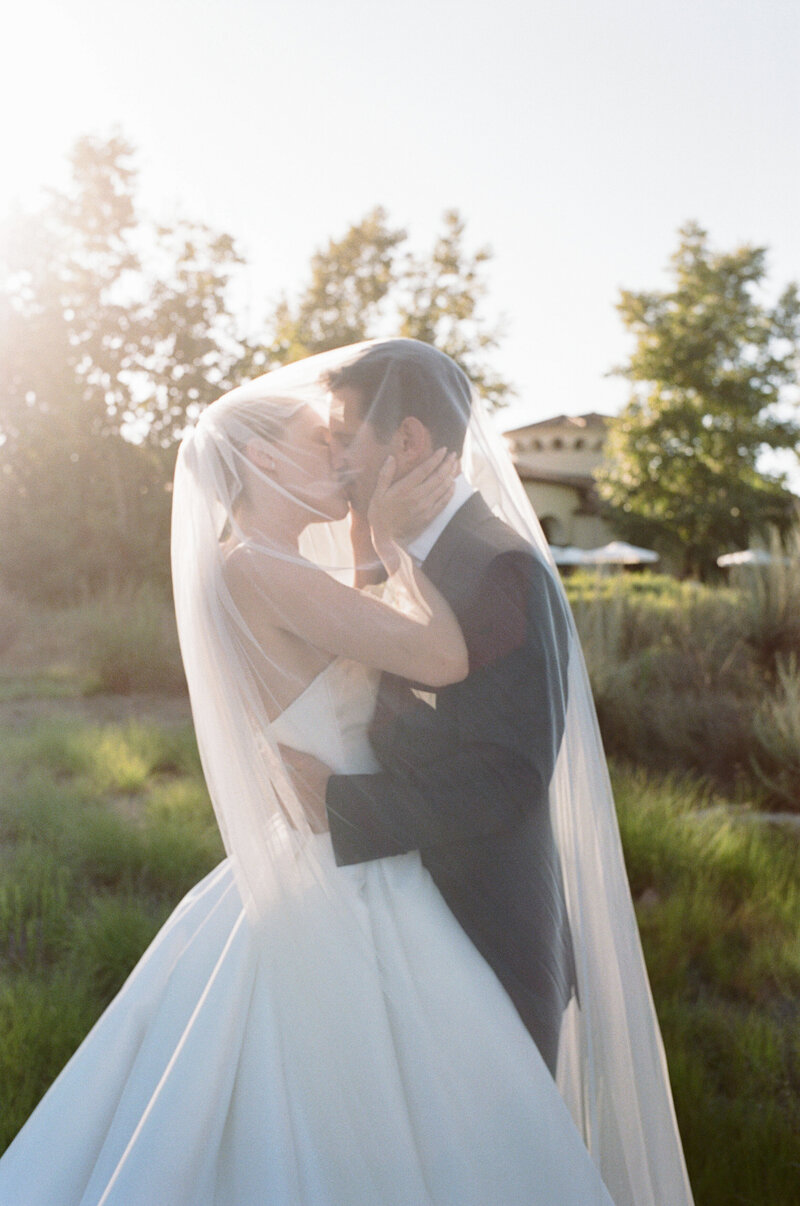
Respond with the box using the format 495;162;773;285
204;393;307;511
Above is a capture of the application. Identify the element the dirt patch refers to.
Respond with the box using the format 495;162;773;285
0;692;193;731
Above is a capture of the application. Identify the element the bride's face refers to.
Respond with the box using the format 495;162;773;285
262;406;349;522
328;386;391;515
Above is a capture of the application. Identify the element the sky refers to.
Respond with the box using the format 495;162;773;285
2;0;799;437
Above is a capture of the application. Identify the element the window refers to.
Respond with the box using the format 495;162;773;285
540;515;564;544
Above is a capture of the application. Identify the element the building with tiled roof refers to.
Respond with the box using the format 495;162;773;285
505;413;618;549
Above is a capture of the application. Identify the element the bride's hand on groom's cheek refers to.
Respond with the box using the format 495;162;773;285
368;449;457;548
278;745;332;833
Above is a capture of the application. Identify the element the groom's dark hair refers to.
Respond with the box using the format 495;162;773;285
322;340;473;454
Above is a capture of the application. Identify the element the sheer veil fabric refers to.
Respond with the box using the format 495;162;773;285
0;339;693;1205
169;339;693;1206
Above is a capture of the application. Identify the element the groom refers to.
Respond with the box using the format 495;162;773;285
291;340;574;1074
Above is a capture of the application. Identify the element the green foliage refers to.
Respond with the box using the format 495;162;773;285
0;972;99;1152
0;712;223;1147
78;583;185;694
596;223;800;577
751;655;800;809
614;765;800;1202
733;526;800;667
0;133;250;448
266;207;511;408
658;1000;800;1206
0;586;185;696
3;719;799;1202
396;210;509;408
566;566;800;802
0;134;249;603
0;586;27;657
1;135;511;604
267;206;407;360
70;896;164;1002
0;847;72;968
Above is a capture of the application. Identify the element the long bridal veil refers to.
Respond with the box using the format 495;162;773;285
170;339;694;1206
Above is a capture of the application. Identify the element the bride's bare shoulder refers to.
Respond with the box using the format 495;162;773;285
222;540;329;613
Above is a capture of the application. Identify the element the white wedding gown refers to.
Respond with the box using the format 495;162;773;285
0;658;614;1206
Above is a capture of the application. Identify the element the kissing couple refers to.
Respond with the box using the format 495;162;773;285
0;340;693;1205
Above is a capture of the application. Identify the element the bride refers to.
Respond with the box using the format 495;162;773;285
0;341;693;1205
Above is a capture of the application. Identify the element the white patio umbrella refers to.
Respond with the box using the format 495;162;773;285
580;540;660;565
717;548;778;567
550;545;588;566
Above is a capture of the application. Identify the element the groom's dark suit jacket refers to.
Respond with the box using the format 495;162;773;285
326;492;574;1073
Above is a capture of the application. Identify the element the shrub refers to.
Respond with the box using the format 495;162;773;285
568;574;757;789
750;655;800;810
79;583;185;694
0;587;27;657
733;526;800;670
0;846;72;969
596;679;753;788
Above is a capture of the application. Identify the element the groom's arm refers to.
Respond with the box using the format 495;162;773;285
326;739;544;865
327;552;570;865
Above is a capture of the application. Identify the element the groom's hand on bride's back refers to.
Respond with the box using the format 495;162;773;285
279;746;333;833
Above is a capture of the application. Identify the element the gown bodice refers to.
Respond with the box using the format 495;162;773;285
265;657;381;776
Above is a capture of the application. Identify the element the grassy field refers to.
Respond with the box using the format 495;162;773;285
0;711;224;1151
1;583;799;1203
614;768;800;1204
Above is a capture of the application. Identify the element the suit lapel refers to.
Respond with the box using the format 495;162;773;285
373;493;494;724
422;492;494;615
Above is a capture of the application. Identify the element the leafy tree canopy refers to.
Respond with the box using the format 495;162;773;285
0;133;251;600
0;134;510;602
596;222;800;577
265;207;511;409
0;132;248;452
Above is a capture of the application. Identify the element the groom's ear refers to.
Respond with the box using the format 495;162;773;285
391;416;434;474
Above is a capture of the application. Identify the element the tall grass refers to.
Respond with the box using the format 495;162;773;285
78;582;185;694
566;561;800;807
1;555;799;1198
0;586;27;657
0;583;185;695
1;708;798;1203
614;765;800;1203
751;654;800;809
0;716;223;1151
734;526;800;668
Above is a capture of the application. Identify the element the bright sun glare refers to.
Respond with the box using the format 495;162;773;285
0;8;102;215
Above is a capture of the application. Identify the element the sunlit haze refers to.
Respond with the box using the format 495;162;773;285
3;0;799;440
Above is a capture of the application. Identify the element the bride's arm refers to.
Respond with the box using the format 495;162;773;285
224;457;468;688
226;551;466;688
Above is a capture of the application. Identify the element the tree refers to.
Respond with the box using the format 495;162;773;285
266;207;406;361
125;219;248;445
0;133;511;603
0;134;250;600
265;207;511;407
596;223;800;577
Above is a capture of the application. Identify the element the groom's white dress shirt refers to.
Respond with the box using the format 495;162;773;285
406;474;475;564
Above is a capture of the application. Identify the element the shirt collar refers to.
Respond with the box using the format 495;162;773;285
406;474;475;564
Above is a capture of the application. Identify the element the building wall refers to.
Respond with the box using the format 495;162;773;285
507;414;618;549
521;481;615;547
511;440;606;480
